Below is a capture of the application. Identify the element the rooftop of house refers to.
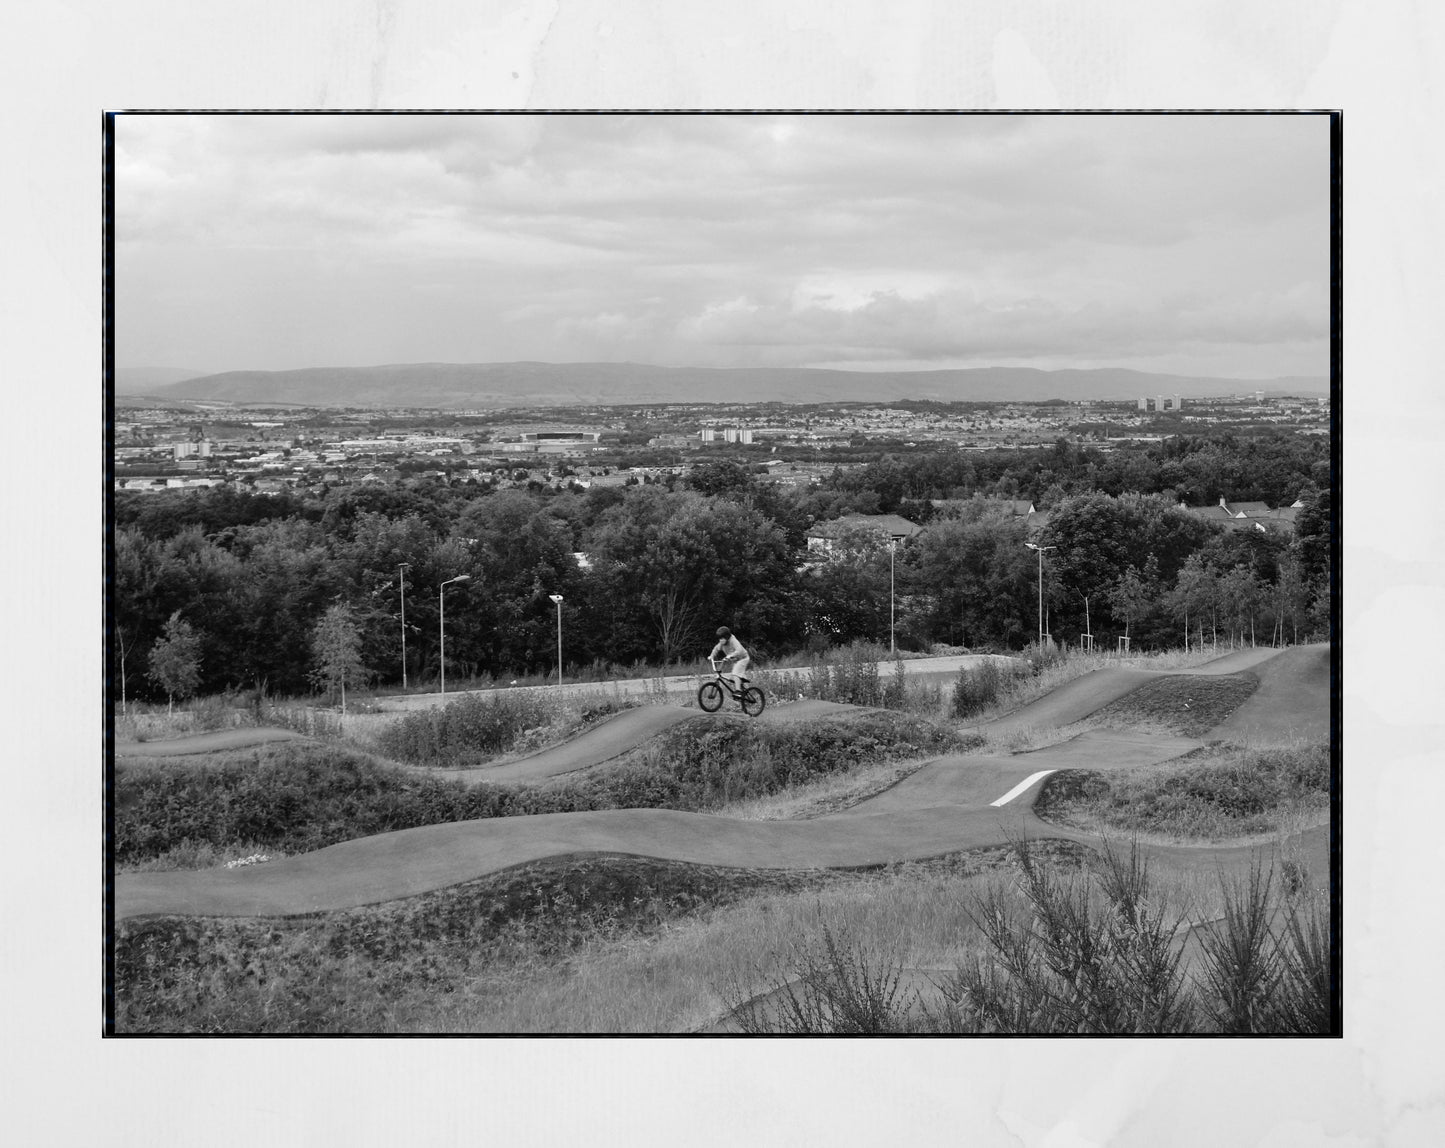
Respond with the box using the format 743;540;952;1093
807;513;925;540
929;498;1036;515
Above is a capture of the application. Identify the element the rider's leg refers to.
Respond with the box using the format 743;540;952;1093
728;654;751;691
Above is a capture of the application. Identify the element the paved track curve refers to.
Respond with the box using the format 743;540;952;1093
980;645;1282;736
115;645;1330;922
1208;644;1329;744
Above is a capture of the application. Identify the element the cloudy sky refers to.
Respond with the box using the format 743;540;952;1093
116;113;1330;379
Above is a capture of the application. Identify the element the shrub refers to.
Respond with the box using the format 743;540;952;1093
951;659;1022;719
722;911;919;1034
1025;640;1068;677
726;839;1334;1034
791;642;888;707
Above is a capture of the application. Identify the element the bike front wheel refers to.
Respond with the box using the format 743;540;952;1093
697;681;725;712
741;686;766;717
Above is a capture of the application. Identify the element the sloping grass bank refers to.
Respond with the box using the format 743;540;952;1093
1033;742;1329;841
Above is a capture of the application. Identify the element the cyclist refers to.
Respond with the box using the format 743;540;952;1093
709;626;750;691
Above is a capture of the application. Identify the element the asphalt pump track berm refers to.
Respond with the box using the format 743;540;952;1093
115;644;1330;922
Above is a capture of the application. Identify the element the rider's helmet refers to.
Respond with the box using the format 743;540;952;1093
716;626;731;638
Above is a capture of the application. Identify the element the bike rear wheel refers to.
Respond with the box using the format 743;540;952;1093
741;686;766;716
697;681;725;712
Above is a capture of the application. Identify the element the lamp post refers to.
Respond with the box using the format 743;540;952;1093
888;537;897;655
549;594;564;686
439;574;471;695
1025;543;1056;649
398;562;410;689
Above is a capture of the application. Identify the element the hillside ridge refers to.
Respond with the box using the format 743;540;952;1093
142;361;1329;409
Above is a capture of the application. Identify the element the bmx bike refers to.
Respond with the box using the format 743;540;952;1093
697;658;766;716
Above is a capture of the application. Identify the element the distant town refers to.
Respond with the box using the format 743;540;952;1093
113;392;1329;498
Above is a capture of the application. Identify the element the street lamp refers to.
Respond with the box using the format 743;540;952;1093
888;537;898;655
439;574;471;695
549;594;564;686
1025;543;1056;649
398;562;410;689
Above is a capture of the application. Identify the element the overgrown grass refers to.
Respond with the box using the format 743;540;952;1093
753;642;950;719
116;693;346;743
1034;742;1329;842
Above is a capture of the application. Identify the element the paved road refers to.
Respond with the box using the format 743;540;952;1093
368;653;1022;712
116;646;1330;922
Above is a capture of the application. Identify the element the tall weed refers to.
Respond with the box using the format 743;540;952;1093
375;691;577;767
730;838;1334;1034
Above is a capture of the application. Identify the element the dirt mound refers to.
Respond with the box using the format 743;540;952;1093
458;700;878;785
1089;673;1259;737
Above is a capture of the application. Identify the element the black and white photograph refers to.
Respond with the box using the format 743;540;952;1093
107;110;1338;1037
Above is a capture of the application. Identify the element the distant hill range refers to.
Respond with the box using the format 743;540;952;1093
131;361;1329;409
115;366;213;394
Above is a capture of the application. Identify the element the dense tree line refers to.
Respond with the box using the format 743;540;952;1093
110;433;1333;702
834;429;1329;512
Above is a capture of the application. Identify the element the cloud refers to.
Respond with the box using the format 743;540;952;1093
115;113;1330;377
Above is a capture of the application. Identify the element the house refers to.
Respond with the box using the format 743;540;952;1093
929;498;1035;516
1180;502;1235;523
1178;496;1304;535
806;513;924;555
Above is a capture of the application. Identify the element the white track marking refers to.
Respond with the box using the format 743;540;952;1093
990;770;1057;807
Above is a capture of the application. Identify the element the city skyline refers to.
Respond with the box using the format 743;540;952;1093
117;112;1330;382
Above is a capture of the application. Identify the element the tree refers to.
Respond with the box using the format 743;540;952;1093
899;513;1034;649
587;488;804;664
309;602;368;712
114;624;134;716
1106;559;1159;650
1167;556;1220;650
147;611;203;714
1217;565;1266;648
1041;492;1215;640
804;524;895;646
